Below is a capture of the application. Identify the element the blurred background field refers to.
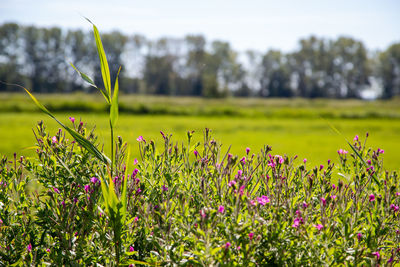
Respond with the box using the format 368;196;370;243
1;93;399;171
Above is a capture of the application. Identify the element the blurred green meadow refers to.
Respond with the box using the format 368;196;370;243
1;93;400;170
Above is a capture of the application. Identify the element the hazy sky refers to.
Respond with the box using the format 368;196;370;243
1;0;399;52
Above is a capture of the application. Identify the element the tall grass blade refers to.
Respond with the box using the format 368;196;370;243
23;86;110;164
110;66;121;128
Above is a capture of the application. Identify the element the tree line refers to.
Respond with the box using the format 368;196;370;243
0;23;399;98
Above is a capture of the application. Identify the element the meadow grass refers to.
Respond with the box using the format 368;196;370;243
1;110;399;171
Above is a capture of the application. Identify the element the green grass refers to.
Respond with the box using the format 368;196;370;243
1;97;399;171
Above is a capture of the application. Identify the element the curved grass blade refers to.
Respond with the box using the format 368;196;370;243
22;86;110;165
86;18;111;98
110;66;121;128
70;62;110;103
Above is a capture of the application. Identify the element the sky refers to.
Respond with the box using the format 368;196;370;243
0;0;399;52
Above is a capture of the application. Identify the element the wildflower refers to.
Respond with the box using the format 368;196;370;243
27;243;32;252
354;135;359;142
53;187;60;194
377;148;385;154
250;200;257;206
357;233;362;241
239;185;245;196
225;242;231;249
240;156;246;165
249;232;254;240
257;195;270;206
292;217;303;228
132;168;139;178
91;177;100;184
388;257;394;264
276;155;284;164
218;205;225;213
367;159;372;165
69;117;75;123
0;219;2;224
46;248;50;253
133;158;138;165
237;169;243;177
303;158;307;164
319;165;324;171
52;136;57;144
314;224;323;231
372;251;380;260
331;195;337;200
228;180;236;187
246;147;250;154
320;197;326;207
337;149;348;155
194;150;199;157
129;246;134;252
369;194;375;202
134;217;139;222
227;153;233;160
237;246;241;250
84;184;90;193
136;136;144;142
160;131;166;139
200;209;206;219
396;192;400;196
390;204;399;212
332;184;336;190
162;184;168;192
302;201;308;209
136;188;142;194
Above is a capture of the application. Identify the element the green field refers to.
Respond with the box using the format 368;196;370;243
1;93;399;170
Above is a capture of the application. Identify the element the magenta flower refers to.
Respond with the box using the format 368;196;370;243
319;165;324;171
357;233;362;241
136;136;144;142
369;194;375;202
354;135;359;142
200;209;206;219
367;159;372;165
133;158;138;165
337;149;348;155
69;117;75;123
225;242;231;249
257;195;270;206
84;184;90;193
162;184;168;192
320;197;326;207
303;158;307;164
372;251;380;260
390;204;399;212
249;232;254;240
331;195;337;200
246;147;250;154
53;187;60;194
132;168;139;178
193;150;199;157
218;205;225;213
134;216;139;222
240;156;246;165
91;177;100;184
292;217;303;228
129;246;135;252
250;200;256;206
52;136;57;144
46;248;50;253
396;192;400;196
314;224;323;231
27;243;32;252
237;169;243;177
302;201;308;209
377;148;385;154
228;180;236;187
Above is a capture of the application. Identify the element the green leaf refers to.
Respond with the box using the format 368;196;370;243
110;66;121;128
87;19;111;98
23;86;110;165
69;62;110;103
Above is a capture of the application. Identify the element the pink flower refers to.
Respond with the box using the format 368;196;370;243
357;233;362;241
218;205;225;213
332;184;336;190
377;148;385;154
129;246;135;252
276;155;284;164
314;224;323;231
372;251;380;260
27;243;32;252
240;157;246;165
136;136;144;142
303;158;307;164
292;217;303;228
337;149;348;155
91;177;100;184
319;165;324;171
246;147;250;154
53;187;60;194
369;194;375;202
52;136;57;144
302;201;308;209
194;150;199;157
162;185;168;192
257;195;270;206
46;248;50;253
396;192;400;196
249;232;254;240
84;184;90;193
134;217;139;222
225;242;231;249
250;200;257;206
320;197;326;207
367;159;372;165
69;117;75;123
331;195;337;200
200;209;206;219
133;158;138;165
354;135;359;142
390;204;399;212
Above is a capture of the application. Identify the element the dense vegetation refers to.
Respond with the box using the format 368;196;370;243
1;21;399;266
1;23;400;98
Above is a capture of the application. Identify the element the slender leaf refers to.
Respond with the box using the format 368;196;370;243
110;66;121;128
86;18;111;97
23;87;110;164
70;62;110;103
